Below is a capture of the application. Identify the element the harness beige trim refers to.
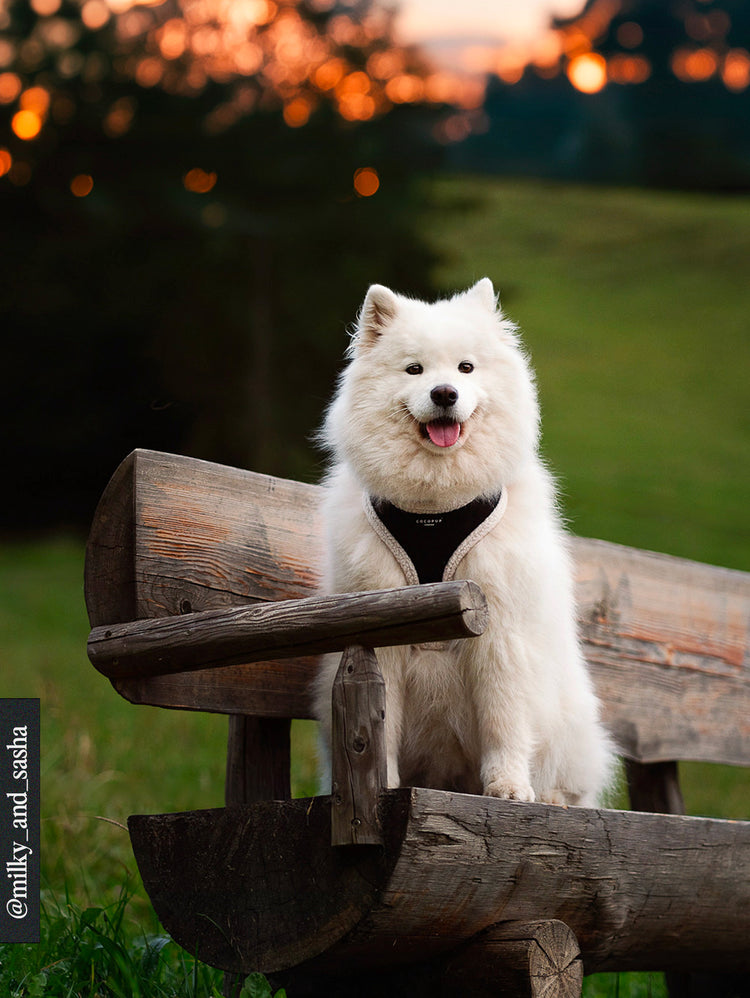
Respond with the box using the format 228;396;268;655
363;488;509;586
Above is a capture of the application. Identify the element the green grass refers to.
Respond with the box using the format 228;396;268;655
2;176;750;994
0;888;224;997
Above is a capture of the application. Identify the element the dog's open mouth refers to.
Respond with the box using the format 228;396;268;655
420;418;462;448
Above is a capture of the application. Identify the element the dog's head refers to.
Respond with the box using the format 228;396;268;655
322;279;540;511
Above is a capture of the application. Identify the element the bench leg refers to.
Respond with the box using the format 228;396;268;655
442;919;583;998
225;715;291;804
625;759;685;815
223;715;292;998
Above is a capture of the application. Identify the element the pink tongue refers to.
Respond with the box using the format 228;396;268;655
426;420;461;448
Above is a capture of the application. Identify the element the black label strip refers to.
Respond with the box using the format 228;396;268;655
0;699;40;944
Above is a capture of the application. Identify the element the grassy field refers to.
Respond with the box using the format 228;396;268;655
1;176;748;995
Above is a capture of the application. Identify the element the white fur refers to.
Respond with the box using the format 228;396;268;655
313;279;614;805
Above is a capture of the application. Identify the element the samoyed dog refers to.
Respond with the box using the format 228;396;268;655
313;278;613;805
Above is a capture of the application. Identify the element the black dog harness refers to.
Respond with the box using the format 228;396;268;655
365;490;508;585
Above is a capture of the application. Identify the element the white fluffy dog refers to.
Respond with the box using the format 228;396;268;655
313;279;613;805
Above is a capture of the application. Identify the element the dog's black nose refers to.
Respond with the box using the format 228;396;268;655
430;384;459;408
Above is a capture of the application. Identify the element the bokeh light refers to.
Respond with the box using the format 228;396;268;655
617;22;644;49
385;73;423;103
70;174;94;197
353;166;379;197
81;1;112;31
567;53;607;94
314;57;345;91
8;160;32;185
283;96;311;126
30;0;61;14
672;47;719;83
20;87;50;115
0;0;504;144
12;110;43;140
722;49;750;92
183;167;218;193
608;54;651;85
0;73;22;104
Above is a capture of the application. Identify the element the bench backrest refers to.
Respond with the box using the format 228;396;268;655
85;449;750;770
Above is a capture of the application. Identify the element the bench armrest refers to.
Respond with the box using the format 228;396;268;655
87;581;488;681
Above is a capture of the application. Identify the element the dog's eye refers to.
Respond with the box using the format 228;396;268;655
458;361;474;373
405;364;423;375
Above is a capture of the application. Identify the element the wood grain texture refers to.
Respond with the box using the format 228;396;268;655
331;646;387;846
575;536;750;765
128;788;750;977
112;657;317;718
87;582;488;680
85;450;319;628
85;450;750;765
330;789;750;975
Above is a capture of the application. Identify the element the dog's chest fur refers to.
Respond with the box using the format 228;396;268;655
399;644;482;793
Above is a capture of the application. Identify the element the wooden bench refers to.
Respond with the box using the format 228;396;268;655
84;448;750;998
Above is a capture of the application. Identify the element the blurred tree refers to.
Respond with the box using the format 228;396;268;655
450;0;750;189
562;0;750;187
0;0;448;529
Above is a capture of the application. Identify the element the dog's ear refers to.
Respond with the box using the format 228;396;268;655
465;277;497;311
356;284;398;349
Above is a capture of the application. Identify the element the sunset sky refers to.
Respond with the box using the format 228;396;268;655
394;0;586;49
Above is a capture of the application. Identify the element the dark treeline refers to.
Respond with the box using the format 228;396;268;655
1;0;444;530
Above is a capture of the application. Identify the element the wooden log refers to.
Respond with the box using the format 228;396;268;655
443;920;583;998
129;795;408;975
85;449;327;715
331;646;387;847
280;920;582;998
88;581;488;680
128;788;750;977
85;449;326;626
575;536;750;767
86;451;750;768
84;451;137;626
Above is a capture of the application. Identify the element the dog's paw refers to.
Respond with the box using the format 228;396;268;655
483;779;536;803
